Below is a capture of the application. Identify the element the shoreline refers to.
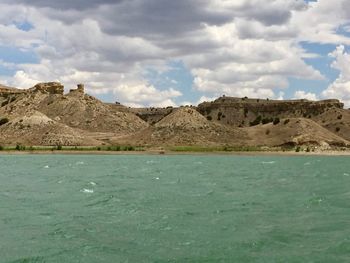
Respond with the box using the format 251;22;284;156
1;149;350;156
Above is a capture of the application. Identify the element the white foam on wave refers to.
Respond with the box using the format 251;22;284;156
261;161;276;164
44;165;50;169
81;188;94;193
344;173;350;176
146;160;159;164
76;161;84;165
89;182;97;186
304;162;311;166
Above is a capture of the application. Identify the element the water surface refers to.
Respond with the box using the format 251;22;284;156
1;155;350;262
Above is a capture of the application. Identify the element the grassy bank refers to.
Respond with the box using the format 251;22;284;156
167;145;267;152
0;145;145;152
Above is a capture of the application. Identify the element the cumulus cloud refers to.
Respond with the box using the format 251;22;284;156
322;45;350;107
0;0;350;106
294;90;318;101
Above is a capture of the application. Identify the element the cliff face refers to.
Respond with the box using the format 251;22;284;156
197;96;344;127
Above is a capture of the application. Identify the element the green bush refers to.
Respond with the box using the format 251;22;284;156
250;115;262;126
262;117;273;125
244;108;249;118
217;112;223;121
273;117;280;125
127;146;135;151
56;145;62;150
0;145;4;151
0;117;9;126
295;146;301;152
15;144;26;151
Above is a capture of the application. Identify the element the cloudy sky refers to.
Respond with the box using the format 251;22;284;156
0;0;350;107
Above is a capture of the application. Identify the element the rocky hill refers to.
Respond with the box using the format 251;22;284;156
115;107;247;146
243;118;348;148
0;111;99;146
0;82;349;149
0;83;148;134
197;96;344;127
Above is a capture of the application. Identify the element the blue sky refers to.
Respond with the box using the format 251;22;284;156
1;0;350;106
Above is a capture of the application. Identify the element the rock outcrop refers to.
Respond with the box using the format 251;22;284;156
197;96;344;127
30;82;64;95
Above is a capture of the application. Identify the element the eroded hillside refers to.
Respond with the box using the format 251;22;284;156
0;83;349;150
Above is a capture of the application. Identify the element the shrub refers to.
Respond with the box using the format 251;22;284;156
0;145;4;151
56;145;62;150
244;108;249;118
265;129;270;135
338;115;343;120
206;116;212;121
306;147;310;152
0;117;9;126
262;117;273;125
15;144;25;151
217;112;223;120
273;117;280;125
336;127;340;132
284;119;290;125
250;115;262;126
295;146;301;152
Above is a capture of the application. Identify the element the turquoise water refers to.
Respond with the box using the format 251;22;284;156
1;155;350;262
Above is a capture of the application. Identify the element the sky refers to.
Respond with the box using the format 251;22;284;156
0;0;350;107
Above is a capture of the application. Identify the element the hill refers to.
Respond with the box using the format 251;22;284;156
0;82;349;150
0;111;99;146
0;83;148;134
243;118;349;148
114;107;247;146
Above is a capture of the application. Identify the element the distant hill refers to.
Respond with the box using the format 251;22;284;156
0;82;349;150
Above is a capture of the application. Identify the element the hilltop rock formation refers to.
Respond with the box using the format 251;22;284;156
197;96;344;127
30;82;64;95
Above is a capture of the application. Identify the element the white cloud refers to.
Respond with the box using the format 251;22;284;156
0;0;350;106
294;90;318;101
322;45;350;107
